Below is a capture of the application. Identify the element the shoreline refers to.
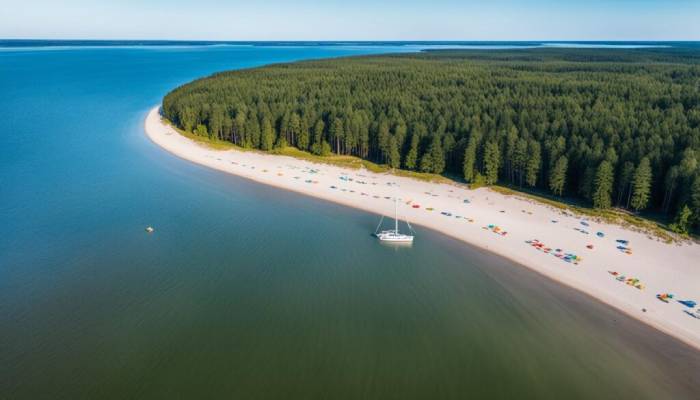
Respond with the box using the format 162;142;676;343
145;106;700;351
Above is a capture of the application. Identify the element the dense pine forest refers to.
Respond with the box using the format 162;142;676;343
163;48;700;233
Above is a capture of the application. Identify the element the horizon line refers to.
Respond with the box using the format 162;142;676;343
2;38;700;43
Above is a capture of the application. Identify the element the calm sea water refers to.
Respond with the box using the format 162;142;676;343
1;44;699;399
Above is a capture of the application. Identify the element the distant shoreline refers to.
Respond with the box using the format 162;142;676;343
2;39;690;50
145;105;700;351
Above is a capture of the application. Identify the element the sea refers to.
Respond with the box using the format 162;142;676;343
1;41;699;399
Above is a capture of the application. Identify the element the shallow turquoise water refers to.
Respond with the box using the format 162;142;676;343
1;44;699;399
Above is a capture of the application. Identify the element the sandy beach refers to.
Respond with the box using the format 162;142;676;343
145;106;700;350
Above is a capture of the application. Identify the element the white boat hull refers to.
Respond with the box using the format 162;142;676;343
376;230;414;243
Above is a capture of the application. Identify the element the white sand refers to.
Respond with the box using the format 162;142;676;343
145;106;700;350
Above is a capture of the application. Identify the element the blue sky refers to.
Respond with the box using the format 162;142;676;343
2;0;699;40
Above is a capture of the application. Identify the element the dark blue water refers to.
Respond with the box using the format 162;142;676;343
1;44;699;399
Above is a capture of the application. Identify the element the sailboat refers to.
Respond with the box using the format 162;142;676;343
375;192;414;243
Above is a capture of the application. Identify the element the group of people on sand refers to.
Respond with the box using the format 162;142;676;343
609;263;699;319
532;215;698;321
608;271;645;290
577;218;697;320
655;293;699;319
484;224;508;236
526;239;582;265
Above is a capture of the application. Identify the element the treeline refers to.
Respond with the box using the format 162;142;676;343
162;48;700;233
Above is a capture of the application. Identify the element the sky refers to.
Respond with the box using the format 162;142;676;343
1;0;699;41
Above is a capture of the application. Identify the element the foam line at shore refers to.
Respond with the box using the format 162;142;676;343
145;106;700;350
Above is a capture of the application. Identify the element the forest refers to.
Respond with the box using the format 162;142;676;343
162;48;700;233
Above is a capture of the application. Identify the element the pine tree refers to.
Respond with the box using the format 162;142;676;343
330;118;343;154
179;107;196;132
690;175;700;225
289;113;301;146
194;124;208;137
388;136;401;169
274;134;287;149
462;131;481;183
320;140;331;156
679;148;698;179
419;151;433;173
313;119;325;145
630;157;652;211
429;136;445;174
394;120;408;145
579;166;595;201
377;119;391;161
592;160;614;209
208;105;225;140
442;133;456;169
670;205;692;234
233;111;246;145
463;144;476;182
297;117;310;150
244;111;260;148
513;138;528;186
504;127;518;182
617;161;635;207
310;119;325;155
261;117;274;151
222;115;233;142
525;140;541;187
483;141;500;185
604;147;618;164
404;133;419;170
549;156;568;196
662;166;679;213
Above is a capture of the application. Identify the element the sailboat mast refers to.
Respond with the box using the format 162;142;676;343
394;191;398;233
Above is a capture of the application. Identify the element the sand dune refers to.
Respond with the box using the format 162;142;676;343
145;106;700;350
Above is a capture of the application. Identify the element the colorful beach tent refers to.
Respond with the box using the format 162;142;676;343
678;300;697;308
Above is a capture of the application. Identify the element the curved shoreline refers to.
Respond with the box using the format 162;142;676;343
145;106;700;351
